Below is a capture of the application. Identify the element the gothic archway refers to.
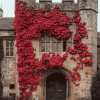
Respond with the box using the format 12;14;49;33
40;67;72;100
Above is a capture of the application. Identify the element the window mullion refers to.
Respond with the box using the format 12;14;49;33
56;39;57;52
45;34;46;52
70;42;72;48
39;40;41;53
50;37;52;52
72;33;73;49
4;40;6;56
9;41;10;56
61;39;63;53
67;40;68;52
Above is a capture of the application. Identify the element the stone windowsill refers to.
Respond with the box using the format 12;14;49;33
4;56;15;58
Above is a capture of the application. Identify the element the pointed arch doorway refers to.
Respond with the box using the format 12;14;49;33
46;72;66;100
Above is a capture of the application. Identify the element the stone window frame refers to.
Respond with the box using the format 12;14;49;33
3;38;15;57
39;32;73;53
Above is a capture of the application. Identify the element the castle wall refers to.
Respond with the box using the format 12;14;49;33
0;0;98;100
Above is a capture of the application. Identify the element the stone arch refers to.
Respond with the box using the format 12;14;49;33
40;67;72;100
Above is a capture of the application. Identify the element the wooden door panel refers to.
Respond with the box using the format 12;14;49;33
46;73;66;100
56;91;66;100
46;80;55;100
46;91;55;100
55;80;66;100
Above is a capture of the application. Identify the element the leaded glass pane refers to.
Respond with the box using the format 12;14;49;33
41;33;45;41
6;41;9;47
46;35;50;41
6;48;9;56
68;42;72;48
10;48;13;56
41;42;45;52
68;33;72;42
57;42;61;52
52;36;56;41
52;42;56;52
63;41;66;52
10;41;14;47
46;42;50;52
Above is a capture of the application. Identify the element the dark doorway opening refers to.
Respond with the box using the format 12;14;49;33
46;72;66;100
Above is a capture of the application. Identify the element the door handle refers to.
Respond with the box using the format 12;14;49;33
49;94;51;98
59;95;62;98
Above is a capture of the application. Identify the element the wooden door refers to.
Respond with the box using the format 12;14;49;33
46;73;66;100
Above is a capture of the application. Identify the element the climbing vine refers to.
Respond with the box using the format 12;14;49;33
14;0;92;99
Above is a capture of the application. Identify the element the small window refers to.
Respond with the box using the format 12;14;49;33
10;84;15;89
5;40;14;56
41;32;50;52
97;45;100;48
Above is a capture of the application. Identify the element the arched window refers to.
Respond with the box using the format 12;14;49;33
40;32;73;52
5;40;14;56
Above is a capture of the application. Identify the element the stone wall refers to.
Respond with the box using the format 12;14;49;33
0;38;4;98
0;0;98;100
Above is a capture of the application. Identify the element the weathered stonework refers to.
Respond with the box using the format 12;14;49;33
0;0;99;100
97;32;100;69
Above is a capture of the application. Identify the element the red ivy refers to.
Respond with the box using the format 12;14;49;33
14;0;93;99
85;71;88;74
65;77;69;80
70;56;77;61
